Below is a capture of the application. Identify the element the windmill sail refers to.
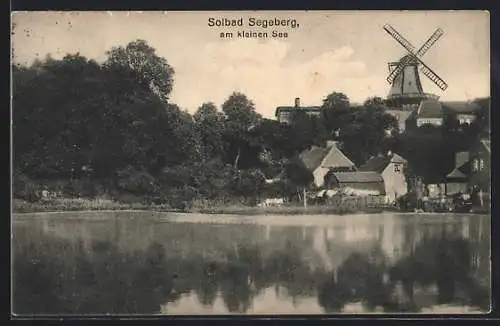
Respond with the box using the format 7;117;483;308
420;64;448;91
387;55;411;84
383;24;417;54
416;28;444;57
383;24;448;91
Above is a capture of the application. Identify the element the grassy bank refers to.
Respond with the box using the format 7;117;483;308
12;197;390;215
12;198;175;214
192;204;387;215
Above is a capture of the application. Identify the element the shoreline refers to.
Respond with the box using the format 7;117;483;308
12;207;489;219
12;198;490;217
12;197;398;216
12;206;390;216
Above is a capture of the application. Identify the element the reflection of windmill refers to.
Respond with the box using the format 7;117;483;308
383;24;448;109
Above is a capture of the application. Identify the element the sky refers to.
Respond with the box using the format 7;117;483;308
11;11;490;118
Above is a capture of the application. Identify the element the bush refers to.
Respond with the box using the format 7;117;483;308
12;172;40;202
116;166;158;195
166;186;200;210
60;178;100;198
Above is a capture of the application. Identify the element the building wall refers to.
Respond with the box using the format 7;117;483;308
469;148;491;194
457;114;476;125
337;181;384;193
426;183;446;198
312;167;329;188
381;162;408;203
416;117;443;127
386;110;414;133
277;109;321;124
445;182;468;195
277;111;291;123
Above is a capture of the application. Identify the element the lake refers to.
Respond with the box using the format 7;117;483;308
11;211;491;316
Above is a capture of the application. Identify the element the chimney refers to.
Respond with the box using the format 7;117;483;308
455;151;470;168
294;97;301;108
326;140;337;148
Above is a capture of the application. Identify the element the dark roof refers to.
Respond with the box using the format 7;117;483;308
446;161;471;180
359;156;389;173
358;153;407;173
481;139;491;153
300;146;329;171
322;143;356;169
275;106;321;116
333;171;384;183
417;99;445;119
441;101;481;114
446;169;467;179
299;142;356;172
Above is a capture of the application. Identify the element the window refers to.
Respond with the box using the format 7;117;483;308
394;164;401;173
480;159;485;171
472;159;479;172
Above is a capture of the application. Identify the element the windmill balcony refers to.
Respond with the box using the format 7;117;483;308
387;93;440;100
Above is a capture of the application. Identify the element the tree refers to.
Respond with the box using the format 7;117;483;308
104;39;175;103
12;46;188;181
221;92;262;169
320;92;352;137
394;131;454;184
363;96;386;107
163;104;200;165
230;168;266;205
290;110;329;151
338;102;399;165
472;97;490;138
193;102;225;161
283;156;314;205
12;54;106;178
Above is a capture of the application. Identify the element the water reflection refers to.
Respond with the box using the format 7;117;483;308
12;213;490;315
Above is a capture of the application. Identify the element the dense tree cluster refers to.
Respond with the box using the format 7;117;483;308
12;40;489;207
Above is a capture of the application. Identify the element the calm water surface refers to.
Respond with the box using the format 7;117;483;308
12;212;491;315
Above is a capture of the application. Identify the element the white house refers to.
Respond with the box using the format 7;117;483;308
359;152;408;204
415;99;445;127
299;141;357;188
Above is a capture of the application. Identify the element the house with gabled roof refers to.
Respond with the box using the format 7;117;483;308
275;98;321;124
441;101;481;126
324;171;386;196
444;152;470;195
299;140;356;188
444;138;491;205
405;99;484;131
415;99;446;127
468;138;491;196
359;151;408;203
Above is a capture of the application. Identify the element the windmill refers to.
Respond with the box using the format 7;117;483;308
383;24;448;109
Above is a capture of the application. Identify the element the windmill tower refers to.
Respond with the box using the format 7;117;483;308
387;55;426;105
382;24;448;131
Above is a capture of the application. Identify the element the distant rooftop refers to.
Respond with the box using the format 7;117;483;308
359;153;407;173
480;139;491;153
275;97;321;118
275;106;320;113
441;101;482;114
299;141;356;172
333;171;384;184
417;99;445;119
446;161;471;180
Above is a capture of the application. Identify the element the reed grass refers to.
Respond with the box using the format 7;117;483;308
13;196;388;215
